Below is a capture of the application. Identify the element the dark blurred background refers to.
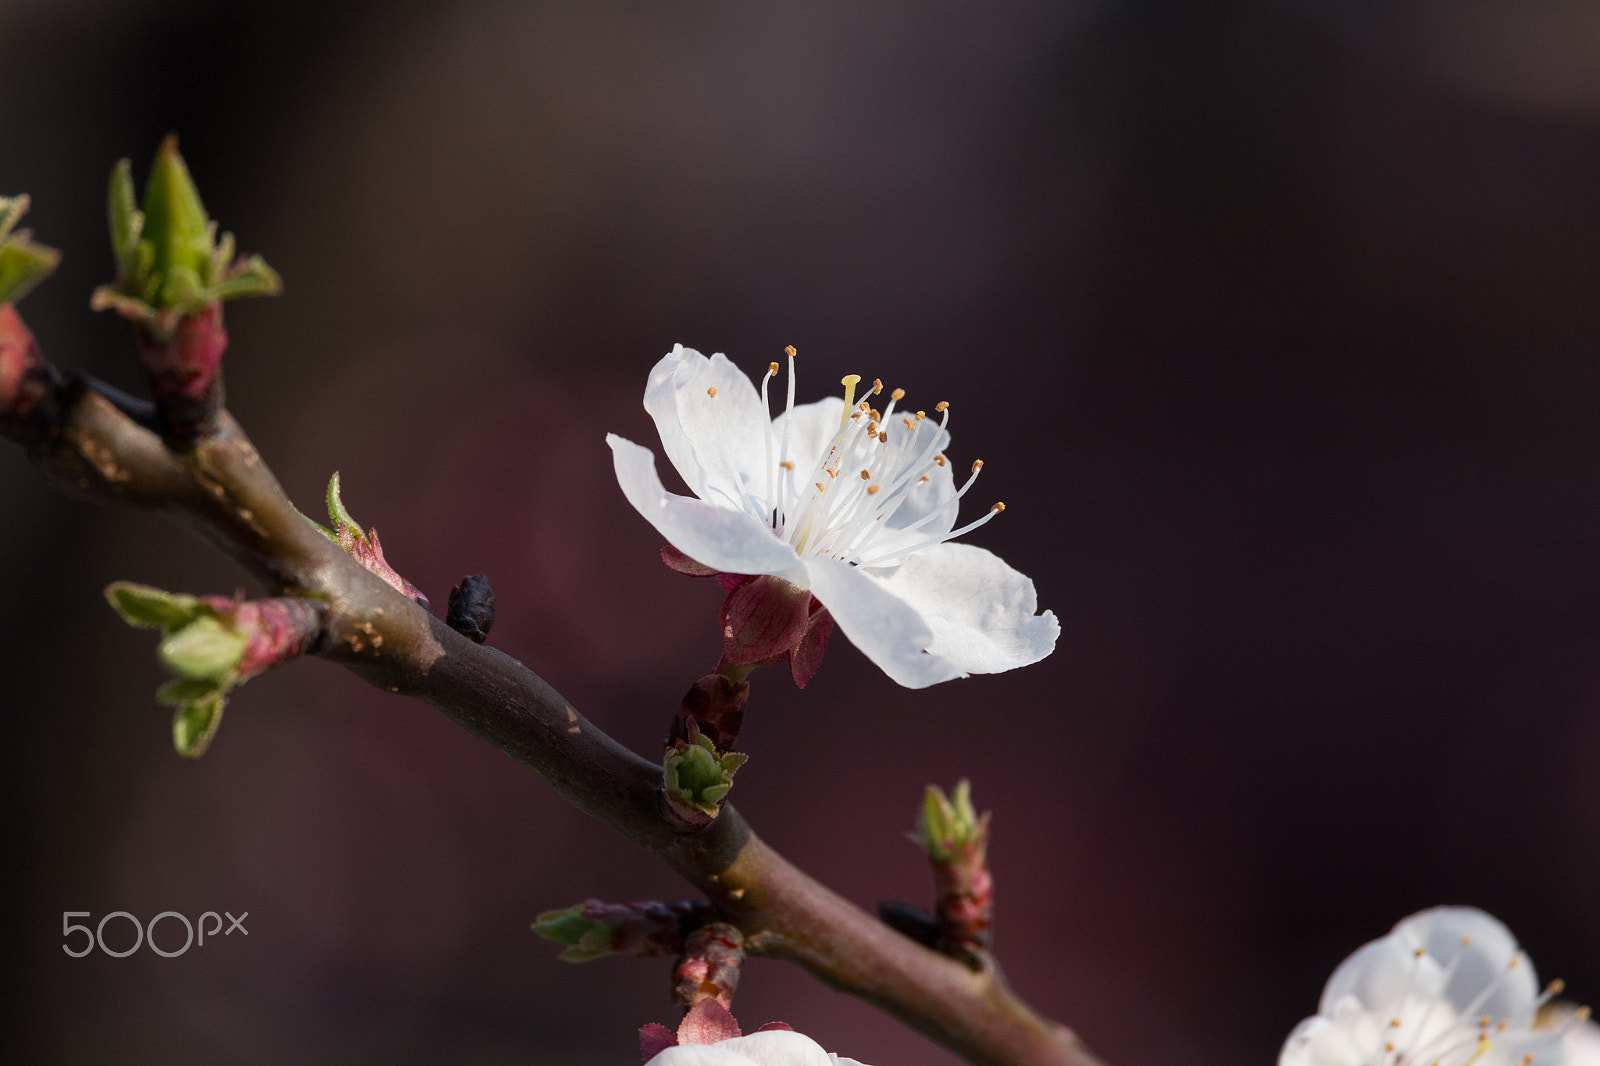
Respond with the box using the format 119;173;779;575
6;1;1600;1063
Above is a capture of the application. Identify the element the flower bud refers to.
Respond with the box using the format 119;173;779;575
673;922;745;1011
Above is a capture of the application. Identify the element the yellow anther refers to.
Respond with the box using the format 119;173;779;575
991;502;1006;513
935;400;949;412
1510;958;1521;969
1414;947;1426;958
1385;1043;1394;1053
859;469;871;480
871;378;883;394
780;460;795;470
1550;979;1566;995
815;482;825;492
1462;936;1474;946
918;475;930;483
768;361;780;375
785;345;797;358
890;387;905;401
867;485;881;495
972;459;984;472
707;386;718;397
935;454;947;467
1389;1019;1401;1028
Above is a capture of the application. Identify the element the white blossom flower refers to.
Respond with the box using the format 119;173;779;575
1280;906;1574;1066
644;1028;868;1066
1562;1014;1600;1066
607;345;1059;688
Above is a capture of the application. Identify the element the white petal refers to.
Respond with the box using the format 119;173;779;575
645;1045;760;1066
1389;906;1537;1020
644;1032;836;1066
1278;1014;1358;1066
609;434;805;579
644;345;774;518
1318;937;1439;1017
1566;1017;1600;1066
871;543;1059;675
802;556;963;688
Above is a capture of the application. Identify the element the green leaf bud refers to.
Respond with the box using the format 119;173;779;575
662;721;749;824
0;195;61;305
140;135;214;296
913;779;988;865
157;614;249;681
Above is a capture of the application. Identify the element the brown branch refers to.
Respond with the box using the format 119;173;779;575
4;355;1107;1066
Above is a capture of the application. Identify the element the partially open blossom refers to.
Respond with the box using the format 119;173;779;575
1280;906;1578;1066
608;345;1058;688
640;998;869;1066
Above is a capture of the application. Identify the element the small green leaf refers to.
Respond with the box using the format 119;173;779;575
107;159;144;280
325;471;360;537
0;197;23;243
0;195;61;305
158;615;248;680
172;691;226;758
159;262;206;308
206;255;282;302
532;905;592;946
104;582;203;630
156;676;222;706
0;239;61;305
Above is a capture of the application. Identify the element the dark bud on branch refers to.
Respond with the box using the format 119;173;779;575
877;899;942;949
446;574;496;643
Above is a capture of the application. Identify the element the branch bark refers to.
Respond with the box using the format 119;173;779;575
4;359;1107;1066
